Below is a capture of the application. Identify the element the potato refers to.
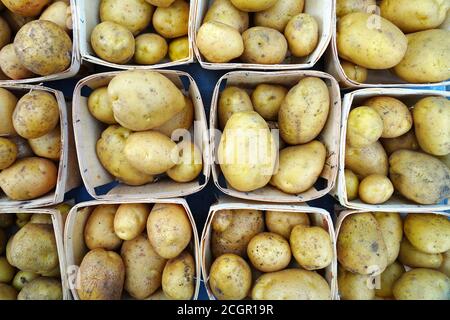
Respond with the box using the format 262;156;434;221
252;269;331;300
364;96;413;139
375;261;405;298
211;209;264;258
90;21;135;64
218;86;253;129
0;16;10;49
337;13;407;69
358;174;394;204
134;33;168;65
13;91;59;139
8;223;58;274
100;0;153;35
336;0;376;17
146;0;174;7
230;0;277;12
251;84;287;121
153;0;188;38
374;213;403;265
147;203;192;259
154;96;194;137
17;278;62;300
338;267;375;300
404;213;450;254
0;157;57;200
0;44;34;80
196;21;244;63
399;238;443;269
341;60;368;83
394;29;450;83
381;130;420;155
380;0;448;33
0;88;17;135
393;268;449;300
241;27;287;64
113;203;150;241
337;213;388;275
413;96;450;156
168;36;189;61
278;77;330;145
203;0;249;33
84;204;122;251
438;250;450;276
284;13;319;58
346;106;383;148
254;0;303;32
1;0;50;17
0;283;17;300
345;141;388;178
0;137;17;170
87;87;116;124
108;70;185;131
2;9;33;33
39;1;70;32
28;126;61;161
124;131;177;175
271;141;326;194
344;169;359;201
247;232;291;272
30;213;52;224
96;125;154;186
290;224;333;270
167;141;203;183
146;289;169;300
389;150;450;204
265;211;309;239
121;234;166;299
209;253;252;300
77;248;125;300
162;251;195;300
0;257;15;283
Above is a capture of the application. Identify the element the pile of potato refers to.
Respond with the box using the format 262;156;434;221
196;0;320;64
75;203;196;300
90;0;190;65
207;209;333;300
89;70;203;186
0;0;73;80
344;94;450;205
336;0;450;84
217;76;330;194
337;212;450;300
0;88;63;201
0;212;64;300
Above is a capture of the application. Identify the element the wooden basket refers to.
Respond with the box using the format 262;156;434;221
210;70;341;202
72;70;210;200
63;198;201;300
193;0;334;70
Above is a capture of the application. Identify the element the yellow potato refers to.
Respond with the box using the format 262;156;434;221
336;0;376;17
254;0;304;32
218;86;254;129
338;267;375;300
413;96;450;156
252;269;331;300
30;213;52;224
380;130;420;155
91;21;135;64
28;126;61;160
247;232;291;272
290;224;333;270
341;60;368;83
84;204;122;251
265;211;310;239
344;169;359;201
0;44;34;80
358;174;394;204
284;13;319;57
203;0;249;33
337;12;407;69
279;77;330;145
0;157;57;200
270;141;326;194
87;87;116;124
167;141;203;183
209;253;252;300
346;106;383;148
168;36;189;61
251;84;287;121
241;26;287;64
0;88;17;135
162;251;195;300
399;238;443;269
153;0;189;38
13;91;59;139
393;268;449;300
147;203;192;259
1;0;50;17
0;137;17;170
345;141;388;178
154;96;194;137
39;1;70;32
0;16;10;49
0;257;15;283
113;203;150;241
438;250;450;276
100;0;154;35
0;283;17;300
375;261;405;298
374;212;403;265
146;0;174;7
134;33;168;65
230;0;277;12
17;278;62;300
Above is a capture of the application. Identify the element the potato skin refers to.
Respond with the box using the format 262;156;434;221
39;1;70;32
154;96;194;137
218;86;253;129
413;96;450;156
345;141;388;178
279;77;330;145
338;267;375;300
241;27;287;64
0;44;34;80
336;0;376;17
87;87;117;125
346;106;383;148
0;17;11;50
393;268;449;300
134;33;167;65
113;203;150;241
209;253;252;300
265;211;309;239
254;0;304;32
438;250;450;276
18;278;62;300
251;84;287;121
203;0;249;33
2;0;50;17
77;248;125;300
284;13;319;57
380;130;420;155
374;213;403;265
152;0;189;39
162;251;195;300
0;137;17;170
84;204;122;251
375;261;405;298
358;174;394;204
0;283;17;300
168;36;189;61
0;157;57;200
252;269;331;300
28;126;61;160
399;238;443;269
167;141;203;183
0;88;17;135
100;0;153;35
345;169;359;201
341;60;368;83
230;0;278;12
389;150;450;204
247;232;291;272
